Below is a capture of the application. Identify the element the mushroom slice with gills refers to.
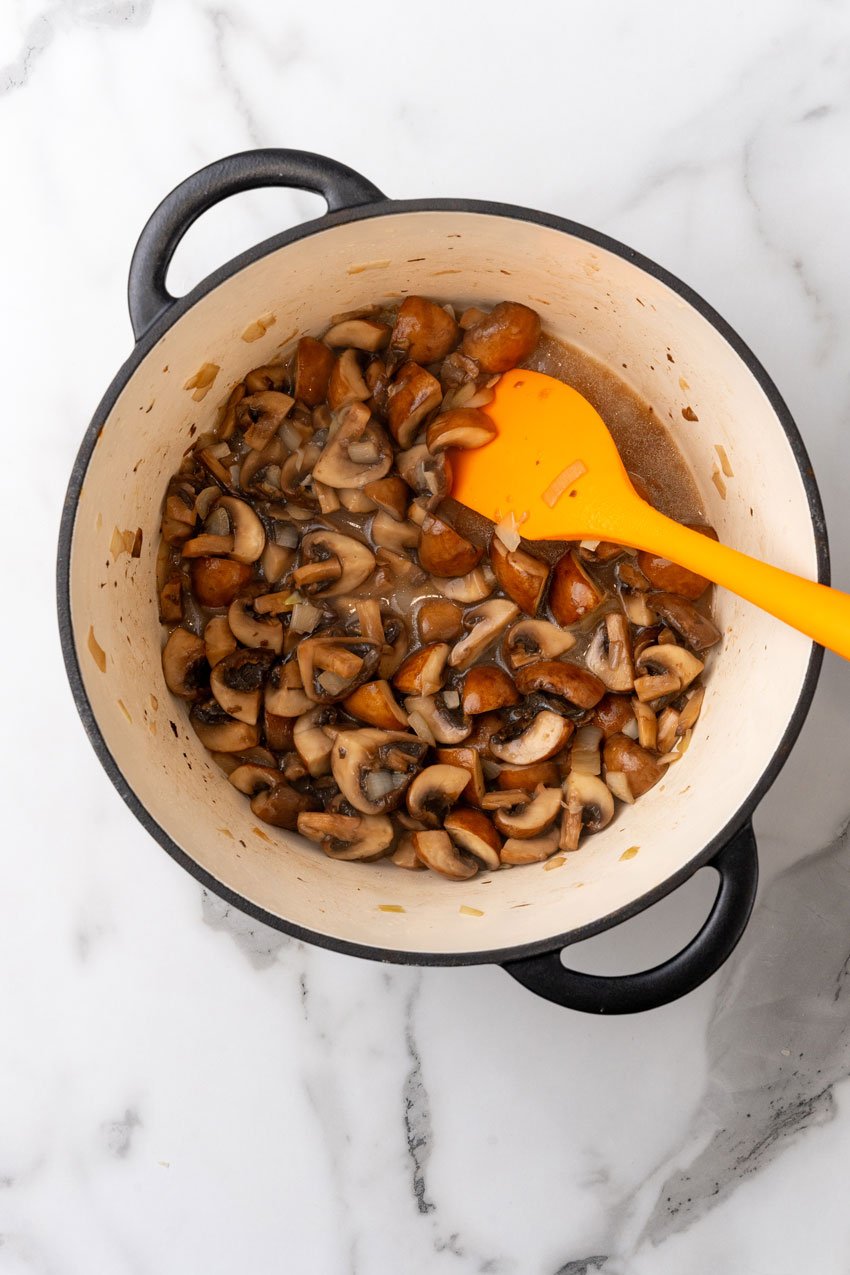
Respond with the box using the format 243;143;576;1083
632;699;658;751
426;407;497;453
417;598;463;644
297;635;380;703
411;829;478;881
405;764;471;828
213;497;266;564
443;808;501;870
235;390;295;451
298;531;375;597
204;615;237;668
449;599;519;671
549;550;604;627
323;318;391;351
327;348;370;411
180;532;235;558
490;708;574;765
585;612;635;693
488;538;550;616
210;648;274;724
190;556;253;607
378;614;410;679
591;693;636;738
265;658;312;717
330;728;429;815
370;510;419;553
633;644;704;703
392;834;428;870
159;574;184;624
293;705;338;777
514;659;606;709
189;699;260;752
227;595;284;654
227;761;281;796
312;403;393;489
500;827;560;865
162;627;209;699
460;301;541;373
343;679;409;730
496;760;560;792
353;598;384;645
434;565;496;605
648;593;721;653
293;336;335;406
494;787;562;839
297;812;394;862
603;733;665;799
386;362;443;448
461;665;519;715
244;364;288;393
404;690;470;744
418;513;482;578
373;547;427;591
559;772;615;852
503;618;575;670
363;474;411;521
436;746;487;807
621;588;657;628
656;706;680;755
389;296;460;365
392;642;450;696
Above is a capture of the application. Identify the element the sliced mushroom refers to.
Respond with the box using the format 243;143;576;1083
265;659;313;717
637;533;714;599
488;538;550;616
449;599;519;670
461;665;519;715
297;811;394;861
312;403;393;488
417;599;463;644
323;318;391;351
331;728;428;814
514;660;605;709
500;827;560;864
406;764;470;828
633;644;704;703
490;709;574;765
327;348;371;411
297;635;380;703
656;706;680;754
228;595;284;653
549;550;604;626
603;734;664;798
210;648;274;724
204;615;237;666
264;708;294;752
434;565;496;604
503;618;575;670
370;510;420;553
426;408;497;452
678;685;705;733
293;705;338;776
559;772;615;851
403;692;471;744
190;699;260;752
443;808;502;870
584;612;635;692
648;593;721;652
189;556;253;607
494;787;561;839
418;513;482;578
343;679;409;730
394;445;452;510
214;497;266;564
293;336;334;406
620;589;657;628
181;532;234;558
496;760;561;791
392;834;428;870
244;364;288;393
247;781;315;830
386;362;443;448
235;391;294;450
632;699;658;750
411;829;478;880
363;474;411;521
298;531;375;597
162;627;208;699
390;296;459;364
436;746;487;807
392;642;450;696
158;575;184;624
378;614;410;679
460;301;541;372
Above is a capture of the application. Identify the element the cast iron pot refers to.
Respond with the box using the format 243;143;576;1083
57;149;828;1014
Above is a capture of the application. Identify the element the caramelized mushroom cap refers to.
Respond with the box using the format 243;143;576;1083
559;772;615;851
443;808;502;870
293;336;334;406
331;728;428;814
418;513;482;578
502;618;576;670
460;302;541;372
386;362;443;448
494;787;562;839
417;598;463;644
490;708;574;765
637;528;716;599
190;699;260;752
514;659;605;709
549;550;604;626
343;680;409;730
648;593;721;652
489;538;550;616
392;642;451;696
412;829;478;880
461;665;519;715
426;408;497;453
390;296;460;364
603;734;665;798
162;627;209;699
406;764;470;828
591;693;636;738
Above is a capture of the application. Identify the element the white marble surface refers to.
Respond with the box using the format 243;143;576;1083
3;0;850;1270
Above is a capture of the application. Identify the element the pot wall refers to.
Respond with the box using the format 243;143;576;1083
67;209;818;957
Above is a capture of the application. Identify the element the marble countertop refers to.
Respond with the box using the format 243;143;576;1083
4;1;850;1271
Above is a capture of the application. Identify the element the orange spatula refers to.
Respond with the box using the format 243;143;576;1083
449;368;848;660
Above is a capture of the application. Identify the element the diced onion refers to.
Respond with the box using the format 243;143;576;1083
318;670;347;695
365;771;401;802
274;522;300;548
281;421;306;451
580;539;600;552
605;771;635;804
571;725;602;775
348;440;379;464
541;459;587;508
442;690;460;709
291;602;321;634
408;711;436;746
494;511;522;552
622;717;640;740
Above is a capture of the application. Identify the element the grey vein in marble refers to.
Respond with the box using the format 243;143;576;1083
0;0;153;95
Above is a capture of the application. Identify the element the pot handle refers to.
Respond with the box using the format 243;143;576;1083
128;149;386;340
501;820;758;1014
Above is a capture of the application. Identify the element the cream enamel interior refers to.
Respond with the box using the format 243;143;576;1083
68;210;817;956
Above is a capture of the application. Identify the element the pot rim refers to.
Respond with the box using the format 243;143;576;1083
56;196;829;966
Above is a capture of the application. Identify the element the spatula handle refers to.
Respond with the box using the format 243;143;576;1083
629;504;847;659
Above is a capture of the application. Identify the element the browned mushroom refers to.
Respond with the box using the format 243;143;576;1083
392;834;428;870
496;760;561;791
203;615;237;667
434;565;496;604
190;557;253;608
648;593;721;652
494;787;561;839
363;474;411;521
417;599;463;644
549;550;604;626
293;336;334;406
343;680;409;730
591;694;636;738
190;699;260;752
293;704;338;776
328;349;371;411
633;644;704;703
443;808;502;870
264;709;294;752
490;707;574;765
502;618;576;670
637;528;716;599
584;612;635;693
603;734;664;798
228;595;284;653
489;538;550;616
406;764;470;828
298;531;375;597
162;627;208;699
460;301;541;372
265;659;312;717
449;599;519;670
297;811;394;860
159;575;184;624
331;728;428;814
514;660;605;709
500;827;560;864
311;403;393;490
297;635;380;703
386;362;443;448
436;745;487;806
392;642;450;696
235;391;294;450
395;444;453;508
214;497;266;564
559;772;615;850
418;513;482;577
323;318;391;351
210;648;274;724
426;408;497;452
461;665;519;715
244;364;288;393
411;829;478;880
390;296;459;364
